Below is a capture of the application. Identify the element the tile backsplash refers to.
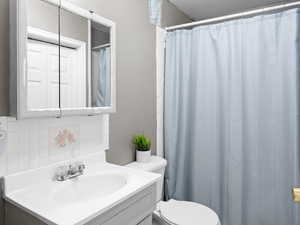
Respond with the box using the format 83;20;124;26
0;115;109;176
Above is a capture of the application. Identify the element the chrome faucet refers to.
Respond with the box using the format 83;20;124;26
54;162;86;181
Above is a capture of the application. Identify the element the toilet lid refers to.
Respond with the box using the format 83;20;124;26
158;200;220;225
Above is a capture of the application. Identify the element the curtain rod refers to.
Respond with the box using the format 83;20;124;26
166;0;300;31
92;43;111;50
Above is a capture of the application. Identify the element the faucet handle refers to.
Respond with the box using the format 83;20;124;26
69;161;85;174
54;165;69;181
76;161;86;173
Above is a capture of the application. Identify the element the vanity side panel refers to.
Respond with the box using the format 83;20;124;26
101;191;154;225
0;178;4;225
5;202;47;225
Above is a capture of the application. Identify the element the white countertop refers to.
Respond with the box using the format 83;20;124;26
3;154;161;225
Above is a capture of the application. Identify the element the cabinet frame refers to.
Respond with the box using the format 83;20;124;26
9;0;117;119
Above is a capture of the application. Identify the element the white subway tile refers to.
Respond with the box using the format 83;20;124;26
0;115;109;177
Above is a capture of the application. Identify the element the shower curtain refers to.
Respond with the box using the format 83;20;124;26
164;9;300;225
92;47;111;107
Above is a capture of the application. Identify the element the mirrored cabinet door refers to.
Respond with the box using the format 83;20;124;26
60;8;89;110
26;0;60;111
59;9;116;115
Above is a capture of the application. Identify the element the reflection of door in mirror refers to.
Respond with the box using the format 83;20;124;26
60;9;88;109
60;45;86;108
91;22;111;108
27;39;59;109
27;0;59;110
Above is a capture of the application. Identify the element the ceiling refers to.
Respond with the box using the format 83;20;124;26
169;0;293;20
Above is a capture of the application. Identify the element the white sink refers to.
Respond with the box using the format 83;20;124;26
54;173;128;203
3;153;160;225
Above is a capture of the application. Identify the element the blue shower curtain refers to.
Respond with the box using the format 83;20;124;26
98;47;111;106
92;47;111;107
164;9;300;225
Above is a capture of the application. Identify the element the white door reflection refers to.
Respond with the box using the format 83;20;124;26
27;38;86;110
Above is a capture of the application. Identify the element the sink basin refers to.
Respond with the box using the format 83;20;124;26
54;173;127;203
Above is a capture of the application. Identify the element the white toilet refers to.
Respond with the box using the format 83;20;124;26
127;156;220;225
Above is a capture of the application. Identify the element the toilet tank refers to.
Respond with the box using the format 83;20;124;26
126;156;167;202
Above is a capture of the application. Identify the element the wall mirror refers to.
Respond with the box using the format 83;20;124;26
27;0;60;112
9;0;116;119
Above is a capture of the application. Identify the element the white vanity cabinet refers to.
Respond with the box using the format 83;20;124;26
9;0;116;119
86;184;156;225
4;184;156;225
2;159;160;225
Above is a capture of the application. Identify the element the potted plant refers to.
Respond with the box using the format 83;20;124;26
133;134;152;163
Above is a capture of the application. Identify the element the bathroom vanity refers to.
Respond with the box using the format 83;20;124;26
2;153;160;225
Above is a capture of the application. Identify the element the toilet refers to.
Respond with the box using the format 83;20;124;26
127;156;220;225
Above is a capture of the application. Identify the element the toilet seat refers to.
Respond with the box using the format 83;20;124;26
157;199;220;225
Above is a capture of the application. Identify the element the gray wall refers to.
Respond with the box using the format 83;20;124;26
29;0;89;43
0;0;9;116
0;0;190;165
28;0;60;35
162;0;192;27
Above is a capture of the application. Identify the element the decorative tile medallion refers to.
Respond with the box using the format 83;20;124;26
49;126;80;153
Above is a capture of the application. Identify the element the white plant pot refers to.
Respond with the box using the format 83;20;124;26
136;150;151;163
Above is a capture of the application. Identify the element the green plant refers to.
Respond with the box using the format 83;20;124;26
132;134;151;151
